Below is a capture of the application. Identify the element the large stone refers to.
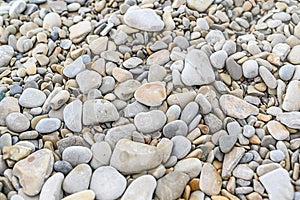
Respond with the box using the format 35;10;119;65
124;6;164;32
63;100;82;132
200;163;222;196
187;0;214;12
134;110;167;133
219;94;259;119
121;175;156;200
62;190;95;200
35;118;61;134
134;81;166;106
222;147;245;178
277;112;300;129
13;149;54;196
0;45;14;67
90;166;126;200
43;12;61;30
259;168;294;200
110;139;163;174
62;146;92;167
287;45;300;64
76;70;102;94
83;99;119;125
282;80;300;111
266;120;289;140
40;172;64;200
19;88;46;108
181;49;215;86
5;112;30;132
69;21;92;43
0;97;20;126
174;158;202;178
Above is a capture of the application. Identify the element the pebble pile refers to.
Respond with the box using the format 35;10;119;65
0;0;300;199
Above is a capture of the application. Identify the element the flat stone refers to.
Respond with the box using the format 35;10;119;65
210;50;228;69
89;36;108;54
163;120;188;138
83;99;119;125
181;49;215;86
266;120;289;140
35;117;61;133
19;88;46;108
121;175;156;200
63;164;92;194
124;101;149;118
124;6;164;32
147;49;170;65
54;160;73;175
195;94;212;115
166;105;181;122
16;36;33;53
90;166;126;200
279;64;295;81
62;190;95;200
63;100;82;132
9;0;26;15
2;144;31;161
123;57;143;69
112;67;133;82
204;113;222;133
226;57;243;80
219;94;259;119
155;171;190;200
242;60;259;78
13;149;54;196
277;112;300;129
259;168;294;200
180;102;199;125
287;45;300;64
104;124;136;148
219;135;237;153
110;139;163;174
272;43;290;61
114;80;141;100
259;66;277;89
282;80;300;111
63;55;90;78
134;110;166;133
157;138;173;163
40;173;64;200
134;81;166;106
43;12;61;30
232;164;254;180
90;141;112;169
0;45;14;67
200;163;222;196
171;135;191;159
222;147;245;178
62;146;92;167
50;90;70;110
76;70;102;94
69;21;92;43
5;112;30;132
270;150;285;162
187;0;213;12
174;158;202;178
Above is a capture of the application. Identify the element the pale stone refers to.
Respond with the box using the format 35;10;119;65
282;80;300;111
40;173;64;200
266;120;289;140
200;163;222;196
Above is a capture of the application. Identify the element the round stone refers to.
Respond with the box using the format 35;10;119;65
19;88;46;108
76;70;102;94
267;120;289;141
134;82;166;106
90;166;126;200
243;125;255;138
5;113;30;132
134;110;166;133
54;160;73;175
35;118;61;134
210;50;228;69
174;158;202;178
62;146;92;167
270;150;285;162
0;45;14;67
171;135;191;159
43;12;61;30
279;64;295;81
242;60;259;78
163;120;188;139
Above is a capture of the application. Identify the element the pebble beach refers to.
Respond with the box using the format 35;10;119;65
0;0;300;199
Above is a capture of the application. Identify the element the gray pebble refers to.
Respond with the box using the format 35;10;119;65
5;112;30;132
270;150;285;162
204;113;222;133
219;135;237;153
54;160;73;175
279;64;295;81
259;66;277;89
163;120;188;138
174;36;189;50
180;102;199;124
210;50;228;69
242;60;259;78
171;135;191;159
62;146;92;167
242;125;255;138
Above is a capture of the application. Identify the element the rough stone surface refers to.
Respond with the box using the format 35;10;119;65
134;82;166;106
200;163;222;196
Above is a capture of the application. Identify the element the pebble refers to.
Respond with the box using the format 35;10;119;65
182;49;215;86
266;120;289;140
134;82;166;106
89;37;108;54
13;149;54;196
226;57;243;80
232;164;254;180
259;168;294;200
279;64;295;81
76;70;102;94
90;141;112;169
242;125;255;138
62;146;92;167
222;147;245;178
242;60;259;79
210;50;228;69
35;118;61;134
0;97;20;126
155;171;190;200
277;112;300;129
9;0;26;15
259;66;277;89
123;57;143;69
124;6;164;32
157;138;173;163
219;135;237;153
180;102;199;125
219;94;259;119
40;173;64;200
69;21;92;43
43;13;61;30
0;45;14;67
90;166;126;200
270;150;285;162
63;55;89;78
174;36;189;50
187;0;213;12
163;120;188;138
171;135;191;159
19;88;46;108
287;45;300;64
114;80;141;100
148;64;167;82
54;161;73;175
195;94;212;115
174;158;202;178
282;80;300;111
5;112;29;132
134;110;166;133
63;100;82;132
121;175;156;200
63;164;92;194
110;139;163;174
82;99;119;125
62;190;95;200
147;49;170;65
200;163;222;196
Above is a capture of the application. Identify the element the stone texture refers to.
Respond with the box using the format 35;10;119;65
19;88;46;108
69;21;92;43
200;163;222;196
266;120;289;140
134;110;166;133
187;0;213;12
62;146;92;167
40;172;64;200
62;190;95;200
277;112;300;129
63;100;82;132
174;158;202;178
0;45;14;67
134;81;166;106
76;70;102;94
222;147;245;178
5;112;30;132
282;80;300;111
35;118;61;134
0;97;20;125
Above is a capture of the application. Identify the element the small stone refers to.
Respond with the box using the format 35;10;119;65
89;37;108;54
134;110;166;133
62;190;95;200
187;0;213;12
204;113;222;133
121;175;156;200
219;135;237;153
63;55;90;78
243;125;255;138
134;82;166;106
123;57;143;69
277;112;300;129
62;146;92;167
182;49;215;86
110;139;163;174
272;43;290;61
171;135;191;159
282;80;300;111
90;141;112;169
287;45;300;64
242;60;259;79
43;13;61;30
147;49;170;65
112;67;133;82
148;64;167;82
174;158;202;178
163;120;188;138
166;105;181;122
259;66;277;89
19;88;46;108
5;113;29;132
13;149;54;196
259;168;294;200
222;147;245;178
232;164;254;180
195;94;212;115
69;21;92;43
63;164;92;194
63;100;82;132
35;118;61;134
196;18;209;30
50;90;70;110
270;150;285;162
16;36;33;53
54;161;73;175
220;94;259;119
190;191;205;200
124;6;164;32
2;144;31;161
114;80;141;100
156;171;190;200
226;57;243;80
200;163;222;196
157;138;173;163
76;70;102;94
83;99;119;125
40;173;64;200
279;64;295;81
90;166;126;200
210;50;228;69
266;120;289;140
0;45;14;67
174;36;189;50
180;102;199;125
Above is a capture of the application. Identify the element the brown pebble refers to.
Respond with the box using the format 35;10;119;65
188;178;200;191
